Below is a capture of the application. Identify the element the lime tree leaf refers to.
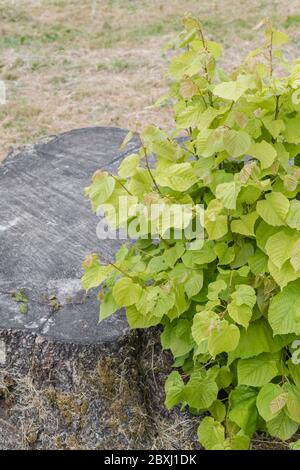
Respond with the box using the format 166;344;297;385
161;319;193;357
213;76;254;101
126;305;161;328
230;241;254;269
99;291;119;321
137;286;175;318
118;153;141;178
156;162;197;191
227;319;293;363
197;417;225;450
228;433;250;450
256;192;289;226
214;242;235;265
184;372;218;410
164;371;184;409
237;353;279;387
216;366;232;389
269;280;300;335
287;200;300;230
208;320;240;357
284;116;300;144
112;277;143;307
231;212;259;237
266;410;298;441
233;284;256;308
265;228;298;269
248;141;277;169
228;303;253;328
229;386;258;436
207;280;227;301
216;180;241;210
272;28;289;46
184;272;204;297
285;384;300;423
248;249;268;275
262;115;285;140
269;257;300;288
81;254;111;291
290;440;300;450
192;310;219;345
176;104;204;128
209;400;226;422
205;215;228;240
85;170;116;211
184;240;216;265
256;383;285;422
223;130;251;158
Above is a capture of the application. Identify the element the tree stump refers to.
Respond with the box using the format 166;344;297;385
0;127;198;450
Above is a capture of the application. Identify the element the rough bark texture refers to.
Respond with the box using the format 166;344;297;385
0;127;199;450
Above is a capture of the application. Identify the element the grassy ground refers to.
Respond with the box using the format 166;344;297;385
1;0;300;162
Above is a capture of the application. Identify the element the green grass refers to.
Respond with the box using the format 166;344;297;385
284;14;300;28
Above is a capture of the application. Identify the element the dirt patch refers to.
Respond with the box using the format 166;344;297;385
1;0;300;161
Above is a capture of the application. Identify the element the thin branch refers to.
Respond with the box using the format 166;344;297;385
142;146;162;195
108;172;133;196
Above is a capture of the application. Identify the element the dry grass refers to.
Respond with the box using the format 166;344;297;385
1;0;300;161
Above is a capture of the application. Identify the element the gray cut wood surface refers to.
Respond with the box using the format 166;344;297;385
0;126;140;344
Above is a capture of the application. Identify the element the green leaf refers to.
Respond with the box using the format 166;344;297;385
248;141;277;169
156;162;197;191
213;75;254;101
112;277;143;307
184;272;204;297
208;320;240;357
290;440;300;450
184;372;218;410
207;279;227;301
228;302;253;329
209;400;226;422
99;290;119;321
81;254;111;291
223;130;251;158
161;319;193;357
228;319;293;363
269;280;300;335
285;383;300;423
229;386;258;436
256;383;285;422
85;170;116;211
126;305;160;328
248;249;268;275
284;116;300;144
256;192;289;226
118;153;141;178
265;228;298;269
192;310;219;345
205;215;228;240
267;410;298;441
233;284;256;308
197;417;225;450
216;180;241;210
214;242;235;265
137;286;175;318
286;199;300;230
231;212;259;237
237;353;279;386
165;371;184;409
